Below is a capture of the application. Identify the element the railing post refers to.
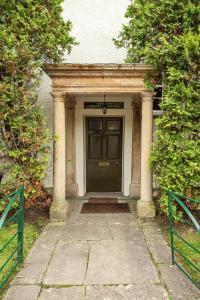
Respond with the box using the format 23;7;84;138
168;192;175;265
17;186;24;263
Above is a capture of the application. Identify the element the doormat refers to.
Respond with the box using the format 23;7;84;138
88;198;118;203
80;203;130;214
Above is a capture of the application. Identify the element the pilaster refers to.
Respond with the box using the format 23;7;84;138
129;99;141;198
66;95;79;197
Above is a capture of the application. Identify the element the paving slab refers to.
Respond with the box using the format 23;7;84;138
12;261;48;284
106;213;137;225
144;231;166;244
25;223;64;260
4;285;41;300
39;223;65;243
4;205;199;300
142;225;162;235
24;243;53;264
68;199;83;211
11;224;64;285
142;224;172;263
67;214;107;225
61;224;112;241
39;287;85;300
158;263;200;300
146;241;172;263
55;240;89;256
110;224;144;241
85;284;169;300
43;254;88;285
23;223;65;259
84;240;159;284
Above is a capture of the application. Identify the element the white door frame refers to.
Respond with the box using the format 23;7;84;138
75;96;133;196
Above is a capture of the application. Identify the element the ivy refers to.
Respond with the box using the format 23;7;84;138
115;0;200;216
0;0;77;209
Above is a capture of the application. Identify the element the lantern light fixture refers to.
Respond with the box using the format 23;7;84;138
102;94;107;114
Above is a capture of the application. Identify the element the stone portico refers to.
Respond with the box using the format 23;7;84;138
44;63;156;221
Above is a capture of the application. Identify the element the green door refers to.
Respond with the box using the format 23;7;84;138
86;117;123;192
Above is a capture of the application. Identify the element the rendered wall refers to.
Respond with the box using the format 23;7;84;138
62;0;129;63
38;0;130;189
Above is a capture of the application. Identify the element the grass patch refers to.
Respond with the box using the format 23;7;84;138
173;229;200;284
0;218;47;298
157;215;200;287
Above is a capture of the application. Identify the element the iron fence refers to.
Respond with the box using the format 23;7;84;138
168;191;200;289
0;186;25;289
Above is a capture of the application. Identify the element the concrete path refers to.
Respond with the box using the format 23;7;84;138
4;200;200;300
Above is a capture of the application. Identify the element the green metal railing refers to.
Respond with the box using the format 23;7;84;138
0;186;25;289
168;191;200;289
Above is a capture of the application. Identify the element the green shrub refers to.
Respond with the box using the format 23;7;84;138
0;0;77;209
114;0;200;217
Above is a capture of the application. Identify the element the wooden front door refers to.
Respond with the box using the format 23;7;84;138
86;117;123;192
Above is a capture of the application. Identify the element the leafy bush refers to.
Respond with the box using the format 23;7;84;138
0;0;77;208
115;0;200;216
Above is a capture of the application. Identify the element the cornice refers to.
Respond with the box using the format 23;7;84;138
43;63;153;79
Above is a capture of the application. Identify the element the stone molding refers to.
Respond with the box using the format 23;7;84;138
65;94;76;109
141;91;155;102
51;92;66;102
131;100;142;111
44;63;153;78
44;63;154;95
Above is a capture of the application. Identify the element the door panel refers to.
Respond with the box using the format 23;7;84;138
106;119;121;131
107;135;120;159
86;117;123;192
88;134;102;159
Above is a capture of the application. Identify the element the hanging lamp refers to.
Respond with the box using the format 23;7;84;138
102;94;107;114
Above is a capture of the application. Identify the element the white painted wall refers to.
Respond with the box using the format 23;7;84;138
38;0;130;190
62;0;129;63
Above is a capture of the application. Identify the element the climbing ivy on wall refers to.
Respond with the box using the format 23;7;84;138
115;0;200;215
0;0;76;208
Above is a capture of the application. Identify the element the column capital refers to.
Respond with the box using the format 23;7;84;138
140;91;155;102
131;93;142;111
131;100;141;111
66;94;76;109
51;92;66;102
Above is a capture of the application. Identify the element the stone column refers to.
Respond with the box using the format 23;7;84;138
50;93;69;221
66;95;79;197
129;100;141;198
137;92;155;219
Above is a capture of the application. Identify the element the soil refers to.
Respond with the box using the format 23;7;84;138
24;206;49;224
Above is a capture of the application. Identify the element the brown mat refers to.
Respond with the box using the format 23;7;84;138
88;198;118;204
81;203;130;214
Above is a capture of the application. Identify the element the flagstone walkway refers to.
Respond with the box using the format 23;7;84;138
4;200;200;300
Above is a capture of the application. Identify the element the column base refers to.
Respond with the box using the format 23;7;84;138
50;201;69;222
129;183;141;198
66;183;79;198
137;200;156;219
